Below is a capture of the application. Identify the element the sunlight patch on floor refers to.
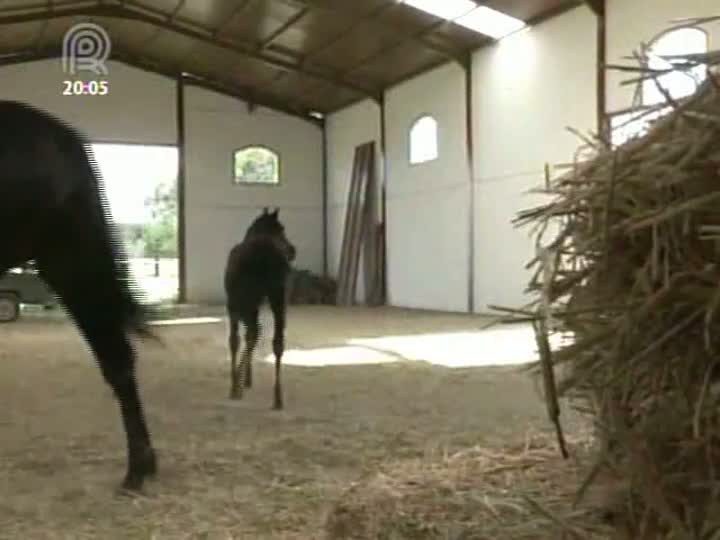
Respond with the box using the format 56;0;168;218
263;324;573;368
150;316;223;326
266;346;398;367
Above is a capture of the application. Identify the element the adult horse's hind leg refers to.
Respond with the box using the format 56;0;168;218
36;257;156;491
240;307;259;391
268;287;287;410
228;313;241;399
90;328;156;491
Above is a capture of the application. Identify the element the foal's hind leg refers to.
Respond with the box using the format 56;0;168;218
37;260;156;491
228;314;241;399
268;287;287;410
240;308;259;390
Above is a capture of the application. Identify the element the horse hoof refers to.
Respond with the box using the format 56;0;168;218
116;485;145;498
119;474;145;494
272;401;283;411
229;390;242;400
143;449;158;478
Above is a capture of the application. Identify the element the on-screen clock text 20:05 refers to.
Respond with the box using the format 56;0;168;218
62;80;110;96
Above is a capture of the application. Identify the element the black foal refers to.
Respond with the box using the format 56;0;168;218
224;208;296;409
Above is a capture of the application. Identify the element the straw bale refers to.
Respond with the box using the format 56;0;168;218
503;37;720;538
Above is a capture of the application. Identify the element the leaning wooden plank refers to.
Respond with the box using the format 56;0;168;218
345;143;373;306
336;144;365;305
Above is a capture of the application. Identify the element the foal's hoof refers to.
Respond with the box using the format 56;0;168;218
229;388;243;400
272;401;284;411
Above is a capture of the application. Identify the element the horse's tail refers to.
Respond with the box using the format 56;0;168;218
124;296;164;345
73;139;164;346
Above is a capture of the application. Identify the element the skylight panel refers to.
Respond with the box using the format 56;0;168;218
400;1;526;40
455;6;526;39
401;0;477;22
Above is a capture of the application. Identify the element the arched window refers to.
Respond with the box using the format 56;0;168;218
409;115;438;164
233;146;280;185
611;27;708;147
641;27;708;106
611;104;677;147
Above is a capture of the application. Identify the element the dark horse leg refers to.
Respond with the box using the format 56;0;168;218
34;240;156;491
228;313;241;399
0;101;156;492
268;287;287;410
240;307;260;391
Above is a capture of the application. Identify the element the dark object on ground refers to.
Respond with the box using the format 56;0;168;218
0;100;158;492
287;269;337;305
224;207;296;410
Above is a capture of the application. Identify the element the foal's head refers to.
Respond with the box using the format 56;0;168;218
246;207;296;262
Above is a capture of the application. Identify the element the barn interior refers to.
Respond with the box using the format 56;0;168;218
1;0;718;538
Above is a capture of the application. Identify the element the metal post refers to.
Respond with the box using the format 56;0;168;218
176;74;187;303
464;55;475;314
322;120;329;277
379;94;388;305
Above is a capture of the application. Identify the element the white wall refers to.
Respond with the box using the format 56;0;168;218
325;98;381;302
606;0;720;113
384;62;471;312
0;59;176;144
0;59;324;304
472;6;596;312
184;87;323;303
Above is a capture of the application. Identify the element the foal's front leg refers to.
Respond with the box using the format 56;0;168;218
268;288;287;410
228;315;241;399
240;309;260;390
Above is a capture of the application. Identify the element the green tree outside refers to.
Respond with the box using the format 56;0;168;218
118;223;146;258
143;181;178;277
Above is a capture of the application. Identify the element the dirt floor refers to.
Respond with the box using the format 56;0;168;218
0;305;584;539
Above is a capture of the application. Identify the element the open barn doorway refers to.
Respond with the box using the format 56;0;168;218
92;143;179;304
